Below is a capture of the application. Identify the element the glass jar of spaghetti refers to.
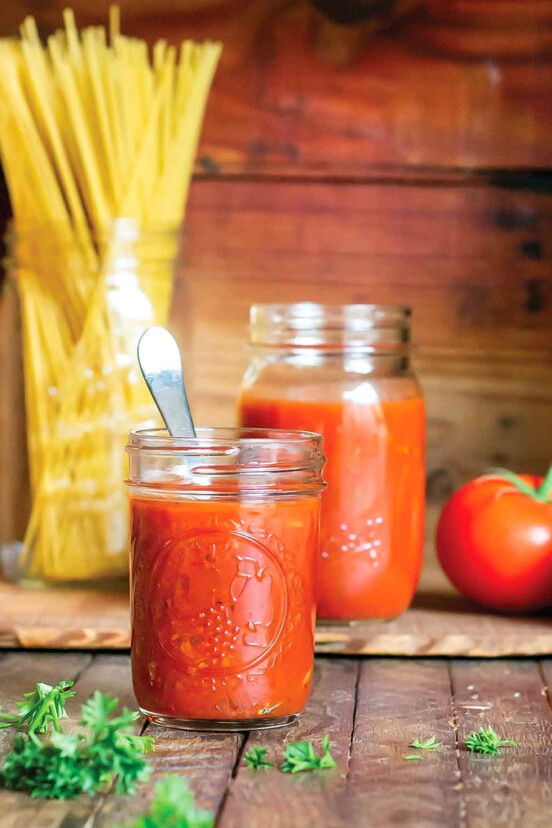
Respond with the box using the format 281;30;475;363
2;220;185;585
238;304;425;623
126;427;325;730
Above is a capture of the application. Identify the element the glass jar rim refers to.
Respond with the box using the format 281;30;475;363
127;426;323;453
249;302;412;352
252;302;411;320
127;428;326;497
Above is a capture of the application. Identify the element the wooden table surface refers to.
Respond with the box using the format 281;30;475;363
1;652;552;827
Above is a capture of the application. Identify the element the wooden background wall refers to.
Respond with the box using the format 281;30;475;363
1;0;551;547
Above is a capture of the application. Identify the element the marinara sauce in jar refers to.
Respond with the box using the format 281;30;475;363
238;304;425;623
126;427;325;730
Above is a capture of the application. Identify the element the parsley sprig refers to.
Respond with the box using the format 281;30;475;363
244;746;273;770
0;680;75;742
0;690;153;800
464;726;517;755
411;735;443;751
123;774;214;828
281;734;336;774
402;734;442;760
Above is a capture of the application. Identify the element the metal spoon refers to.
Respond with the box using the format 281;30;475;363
137;326;196;437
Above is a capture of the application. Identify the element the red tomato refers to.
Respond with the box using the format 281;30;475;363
436;471;552;613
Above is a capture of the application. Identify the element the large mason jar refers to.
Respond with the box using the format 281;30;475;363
238;303;426;623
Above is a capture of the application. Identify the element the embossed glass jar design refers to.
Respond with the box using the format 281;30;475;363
239;303;426;623
126;427;325;731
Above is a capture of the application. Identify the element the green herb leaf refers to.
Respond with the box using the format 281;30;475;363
1;734;90;800
50;732;80;757
77;692;154;797
464;726;518;755
0;680;75;740
244;746;273;770
319;734;337;769
0;690;153;800
411;735;442;751
120;774;214;828
281;734;336;774
403;754;423;761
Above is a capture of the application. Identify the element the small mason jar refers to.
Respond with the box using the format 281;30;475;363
126;427;325;731
238;303;426;623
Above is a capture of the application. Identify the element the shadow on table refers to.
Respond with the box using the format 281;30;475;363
413;589;552;622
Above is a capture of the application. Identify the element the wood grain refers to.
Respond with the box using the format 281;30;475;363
71;653;137;709
0;581;130;649
1;568;551;657
183;179;552;354
218;659;358;828
0;651;94;828
15;0;552;172
96;716;241;826
1;653;552;825
542;659;552;714
0;653;146;828
181;178;552;495
0;651;92;749
450;660;552;828
183;178;552;397
345;659;462;826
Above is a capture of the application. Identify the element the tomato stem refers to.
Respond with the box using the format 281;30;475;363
536;463;552;502
488;466;552;502
487;468;539;498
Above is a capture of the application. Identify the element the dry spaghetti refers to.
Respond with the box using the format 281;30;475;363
0;8;221;580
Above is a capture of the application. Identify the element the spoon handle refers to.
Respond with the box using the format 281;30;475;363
137;327;196;438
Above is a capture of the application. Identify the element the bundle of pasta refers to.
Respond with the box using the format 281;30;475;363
0;8;221;581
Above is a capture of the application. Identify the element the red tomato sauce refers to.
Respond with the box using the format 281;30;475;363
130;494;318;722
239;396;425;620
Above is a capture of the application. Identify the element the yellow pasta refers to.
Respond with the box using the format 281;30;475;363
0;7;221;581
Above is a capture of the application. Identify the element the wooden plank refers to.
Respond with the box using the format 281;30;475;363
450;660;552;827
542;659;552;711
96;711;242;824
184;179;552;352
315;613;552;658
68;653;136;710
95;730;241;826
218;659;358;828
0;580;130;649
423;364;552;507
181;177;552;503
18;0;552;172
42;652;241;827
0;653;147;828
344;659;462;826
1;568;552;657
0;651;93;752
0;651;94;828
181;178;552;436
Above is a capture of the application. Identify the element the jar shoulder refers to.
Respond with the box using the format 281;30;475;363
240;357;423;404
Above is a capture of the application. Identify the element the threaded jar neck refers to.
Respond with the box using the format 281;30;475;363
127;427;326;498
249;303;411;354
